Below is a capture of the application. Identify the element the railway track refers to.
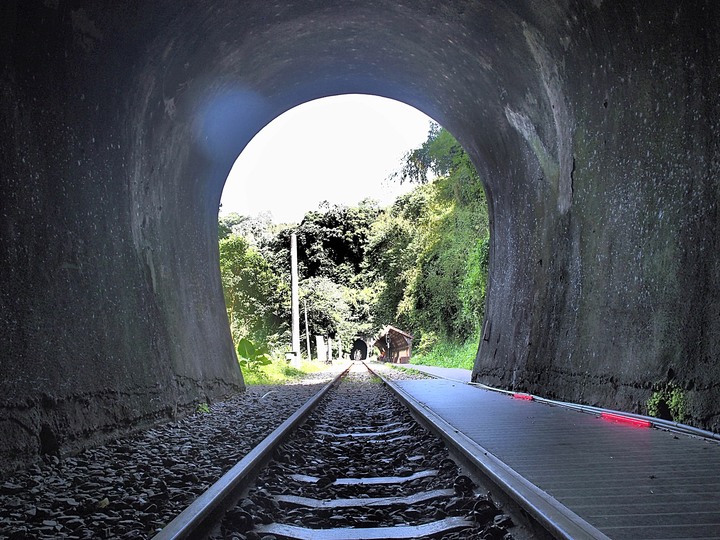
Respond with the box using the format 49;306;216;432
153;363;526;540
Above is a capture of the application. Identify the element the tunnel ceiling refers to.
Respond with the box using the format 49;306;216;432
1;0;718;473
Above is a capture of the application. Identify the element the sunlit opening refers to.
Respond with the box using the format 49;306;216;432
220;94;433;224
218;94;490;384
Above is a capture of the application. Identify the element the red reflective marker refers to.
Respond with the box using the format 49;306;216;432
512;393;534;401
600;412;652;428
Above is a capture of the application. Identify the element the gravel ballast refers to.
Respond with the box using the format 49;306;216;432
221;364;514;540
0;362;433;539
0;367;355;539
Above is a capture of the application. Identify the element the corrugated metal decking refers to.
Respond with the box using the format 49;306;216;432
395;379;720;539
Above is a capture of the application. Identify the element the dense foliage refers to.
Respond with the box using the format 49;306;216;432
218;124;490;360
368;124;490;350
218;230;288;348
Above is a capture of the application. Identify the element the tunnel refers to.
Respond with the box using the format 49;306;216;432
350;339;369;362
1;1;718;473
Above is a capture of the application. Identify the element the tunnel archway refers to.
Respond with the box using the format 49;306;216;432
2;1;718;472
350;339;369;362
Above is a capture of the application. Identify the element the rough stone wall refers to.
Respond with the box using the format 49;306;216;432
473;2;720;431
0;2;244;473
1;0;718;473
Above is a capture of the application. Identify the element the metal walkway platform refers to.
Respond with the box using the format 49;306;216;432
394;378;720;539
395;363;472;382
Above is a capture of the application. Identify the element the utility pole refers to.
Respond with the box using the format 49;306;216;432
290;232;301;367
304;299;311;361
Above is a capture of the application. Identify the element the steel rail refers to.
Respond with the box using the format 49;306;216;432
152;363;351;540
367;363;611;540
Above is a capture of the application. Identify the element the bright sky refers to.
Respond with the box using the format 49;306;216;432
219;94;434;224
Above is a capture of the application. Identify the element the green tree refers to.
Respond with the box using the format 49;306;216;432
263;200;379;286
300;276;356;355
390;122;463;184
369;126;490;345
219;212;274;245
218;212;247;240
301;277;348;337
257;201;381;357
219;234;287;346
365;187;431;330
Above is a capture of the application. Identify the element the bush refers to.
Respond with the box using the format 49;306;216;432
411;334;479;370
236;338;271;373
647;382;687;422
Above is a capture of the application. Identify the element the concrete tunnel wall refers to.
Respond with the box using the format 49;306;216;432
1;1;718;472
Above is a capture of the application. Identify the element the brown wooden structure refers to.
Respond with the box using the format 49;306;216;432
374;326;413;364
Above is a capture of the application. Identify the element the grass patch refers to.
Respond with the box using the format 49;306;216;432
241;357;329;385
410;335;478;370
388;365;424;377
196;402;211;414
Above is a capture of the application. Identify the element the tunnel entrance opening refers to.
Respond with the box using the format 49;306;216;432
350;339;369;361
217;94;490;372
4;0;718;476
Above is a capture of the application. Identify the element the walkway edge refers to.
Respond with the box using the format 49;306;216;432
395;363;720;442
373;368;611;540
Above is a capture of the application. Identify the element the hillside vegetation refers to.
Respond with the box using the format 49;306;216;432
219;124;489;374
